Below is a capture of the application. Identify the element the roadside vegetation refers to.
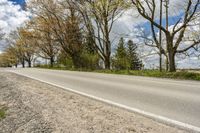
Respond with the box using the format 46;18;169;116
95;70;200;81
0;105;7;120
36;65;200;81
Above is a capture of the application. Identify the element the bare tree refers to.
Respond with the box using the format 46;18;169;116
132;0;200;72
74;0;127;69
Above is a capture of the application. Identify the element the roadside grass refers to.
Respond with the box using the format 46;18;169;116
36;65;200;81
0;105;7;120
94;70;200;81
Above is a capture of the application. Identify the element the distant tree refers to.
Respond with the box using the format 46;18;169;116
18;28;36;67
4;47;18;67
113;37;128;70
6;30;26;68
127;40;142;70
27;17;59;67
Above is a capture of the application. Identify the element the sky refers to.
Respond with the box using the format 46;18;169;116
0;0;29;51
0;0;199;69
9;0;25;5
0;0;29;32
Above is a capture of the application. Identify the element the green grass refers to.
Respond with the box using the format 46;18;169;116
0;106;7;120
93;70;200;81
36;65;200;81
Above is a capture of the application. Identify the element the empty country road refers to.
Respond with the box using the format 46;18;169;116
8;68;200;132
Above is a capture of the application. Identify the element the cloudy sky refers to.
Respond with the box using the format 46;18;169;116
0;0;29;51
0;0;199;69
0;0;28;33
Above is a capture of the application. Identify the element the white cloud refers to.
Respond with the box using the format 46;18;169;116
0;0;30;33
0;0;30;51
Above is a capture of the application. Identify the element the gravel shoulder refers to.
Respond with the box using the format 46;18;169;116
0;71;188;133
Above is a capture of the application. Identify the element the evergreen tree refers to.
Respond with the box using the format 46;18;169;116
113;37;128;70
127;40;143;70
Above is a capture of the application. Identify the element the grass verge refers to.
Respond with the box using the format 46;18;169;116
36;66;200;81
94;70;200;81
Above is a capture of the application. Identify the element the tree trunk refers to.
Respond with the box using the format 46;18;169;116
168;51;176;72
50;56;54;67
28;60;32;68
165;56;169;71
103;16;111;70
104;55;110;69
72;54;82;69
166;34;176;72
22;59;25;68
159;0;163;72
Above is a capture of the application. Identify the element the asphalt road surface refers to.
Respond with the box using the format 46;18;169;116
7;68;200;132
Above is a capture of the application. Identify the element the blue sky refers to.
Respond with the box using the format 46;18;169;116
9;0;25;6
138;13;184;35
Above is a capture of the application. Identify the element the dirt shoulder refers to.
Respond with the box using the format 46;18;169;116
0;71;188;133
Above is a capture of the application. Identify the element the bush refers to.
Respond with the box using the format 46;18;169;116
80;52;100;70
0;106;7;120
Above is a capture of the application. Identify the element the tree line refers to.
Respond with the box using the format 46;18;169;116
0;0;199;72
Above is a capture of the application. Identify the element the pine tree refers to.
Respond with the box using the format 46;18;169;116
113;37;127;70
127;40;142;70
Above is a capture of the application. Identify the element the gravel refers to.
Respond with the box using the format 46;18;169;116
0;71;188;133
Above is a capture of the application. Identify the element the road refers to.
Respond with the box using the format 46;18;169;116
8;68;200;132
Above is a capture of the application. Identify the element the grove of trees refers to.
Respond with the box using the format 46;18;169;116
0;0;199;72
113;38;142;70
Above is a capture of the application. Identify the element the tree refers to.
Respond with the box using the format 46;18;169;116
127;40;142;70
28;0;84;68
113;37;128;70
0;51;16;67
76;0;128;69
4;47;18;67
0;53;11;67
80;34;100;70
27;0;129;69
132;0;200;72
15;28;36;67
63;6;84;68
6;30;26;68
28;17;59;67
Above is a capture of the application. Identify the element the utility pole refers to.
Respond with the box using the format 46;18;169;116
159;0;163;72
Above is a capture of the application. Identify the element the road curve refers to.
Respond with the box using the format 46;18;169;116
8;68;200;132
